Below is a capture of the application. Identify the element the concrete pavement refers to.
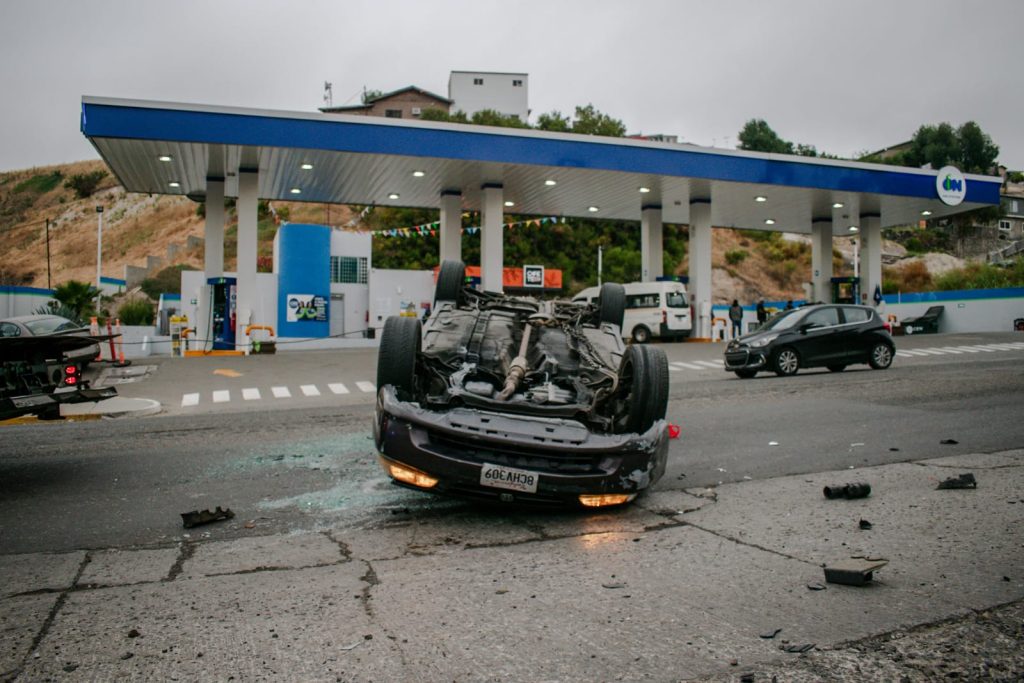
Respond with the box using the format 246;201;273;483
3;449;1021;681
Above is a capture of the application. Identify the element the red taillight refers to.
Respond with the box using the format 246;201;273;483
63;364;80;386
883;322;892;333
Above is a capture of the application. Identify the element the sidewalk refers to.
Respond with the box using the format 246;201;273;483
2;449;1020;681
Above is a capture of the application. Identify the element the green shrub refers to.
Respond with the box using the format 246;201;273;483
934;262;1014;291
64;170;107;199
116;298;155;325
724;249;748;265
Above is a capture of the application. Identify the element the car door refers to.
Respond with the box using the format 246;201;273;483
793;307;843;366
837;306;876;362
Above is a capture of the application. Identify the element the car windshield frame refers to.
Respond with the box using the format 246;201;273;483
758;308;806;332
22;317;79;335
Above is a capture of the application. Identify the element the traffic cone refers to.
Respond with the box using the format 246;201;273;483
114;318;130;367
90;316;103;361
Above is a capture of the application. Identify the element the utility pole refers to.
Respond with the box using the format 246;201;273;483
45;218;51;289
95;206;104;313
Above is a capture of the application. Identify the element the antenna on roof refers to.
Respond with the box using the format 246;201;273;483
323;81;333;108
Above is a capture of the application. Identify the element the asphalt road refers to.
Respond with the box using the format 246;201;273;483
2;331;1022;555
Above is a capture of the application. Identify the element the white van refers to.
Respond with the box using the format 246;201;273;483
573;281;691;343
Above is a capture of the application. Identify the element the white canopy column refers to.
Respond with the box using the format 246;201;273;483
640;204;663;282
859;213;883;306
235;169;258;351
480;184;504;293
688;199;712;339
810;218;833;304
204;179;225;278
439;191;462;265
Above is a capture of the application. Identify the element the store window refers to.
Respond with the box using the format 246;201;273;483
473;78;483;85
385;109;402;118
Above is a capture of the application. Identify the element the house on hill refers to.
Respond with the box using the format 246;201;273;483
320;86;451;120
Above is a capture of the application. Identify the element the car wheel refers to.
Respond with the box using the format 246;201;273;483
434;260;466;305
827;365;847;373
734;369;757;379
377;316;421;398
598;283;626;328
615;344;669;433
868;342;893;370
631;325;651;344
772;347;800;376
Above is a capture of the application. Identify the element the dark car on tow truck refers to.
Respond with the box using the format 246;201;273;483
373;261;670;509
724;303;895;378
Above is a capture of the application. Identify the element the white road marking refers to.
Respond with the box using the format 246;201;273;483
895;351;918;358
983;344;1018;351
212;390;230;403
897;349;930;356
913;348;949;355
328;383;350;395
962;345;996;352
242;387;261;400
301;384;321;397
181;393;200;407
356;381;376;393
933;347;964;354
694;360;723;368
271;386;291;398
946;346;979;353
671;362;706;371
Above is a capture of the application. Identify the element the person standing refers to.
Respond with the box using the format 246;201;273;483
785;299;794;310
756;300;767;326
728;299;743;338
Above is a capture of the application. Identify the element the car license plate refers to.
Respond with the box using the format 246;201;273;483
480;463;538;494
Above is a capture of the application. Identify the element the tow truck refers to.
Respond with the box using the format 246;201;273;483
1;335;117;421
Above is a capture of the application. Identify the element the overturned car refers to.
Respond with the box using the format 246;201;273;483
373;261;670;508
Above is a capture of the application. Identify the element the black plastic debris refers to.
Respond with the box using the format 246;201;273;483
824;557;888;586
823;482;871;499
784;643;815;653
936;472;977;490
759;628;782;639
940;439;959;445
858;519;873;530
806;582;827;591
180;506;235;528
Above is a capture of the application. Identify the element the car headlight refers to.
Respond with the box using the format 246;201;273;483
749;334;778;348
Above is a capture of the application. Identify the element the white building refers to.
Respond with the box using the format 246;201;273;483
448;71;528;122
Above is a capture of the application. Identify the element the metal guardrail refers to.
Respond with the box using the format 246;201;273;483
988;239;1024;264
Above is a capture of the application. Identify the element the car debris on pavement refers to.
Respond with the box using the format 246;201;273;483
936;472;977;489
824;557;889;586
180;506;235;528
822;482;871;499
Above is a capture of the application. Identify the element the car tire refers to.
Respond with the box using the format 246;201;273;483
868;342;894;370
631;325;651;344
434;260;466;306
377;316;421;398
827;364;847;373
598;283;626;329
734;369;757;379
772;346;800;376
616;344;669;433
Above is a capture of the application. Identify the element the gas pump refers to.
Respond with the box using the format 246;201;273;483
830;277;860;304
207;276;237;350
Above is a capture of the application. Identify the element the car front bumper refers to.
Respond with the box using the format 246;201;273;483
723;346;768;371
373;386;669;507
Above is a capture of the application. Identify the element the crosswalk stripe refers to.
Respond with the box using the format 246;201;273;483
962;345;996;352
914;349;948;355
271;386;291;398
671;361;706;370
242;388;261;400
933;347;964;354
896;351;917;358
947;346;979;353
212;390;230;403
984;344;1018;351
181;393;199;407
898;349;930;356
328;383;350;395
301;384;321;397
356;381;376;393
694;360;723;368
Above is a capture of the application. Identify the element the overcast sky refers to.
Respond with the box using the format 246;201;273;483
1;0;1021;173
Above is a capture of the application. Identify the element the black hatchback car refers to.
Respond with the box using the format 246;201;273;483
724;304;895;378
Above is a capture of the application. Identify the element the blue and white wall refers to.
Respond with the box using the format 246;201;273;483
275;223;331;339
0;286;56;318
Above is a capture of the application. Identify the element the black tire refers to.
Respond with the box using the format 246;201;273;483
772;346;800;376
734;369;757;379
868;342;894;370
827;365;847;373
615;344;669;433
631;325;651;344
434;260;466;306
598;283;626;328
377;316;421;398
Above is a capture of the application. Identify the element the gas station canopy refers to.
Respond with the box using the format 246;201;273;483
81;97;1000;234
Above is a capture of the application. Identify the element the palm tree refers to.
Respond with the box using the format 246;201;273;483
53;280;100;319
